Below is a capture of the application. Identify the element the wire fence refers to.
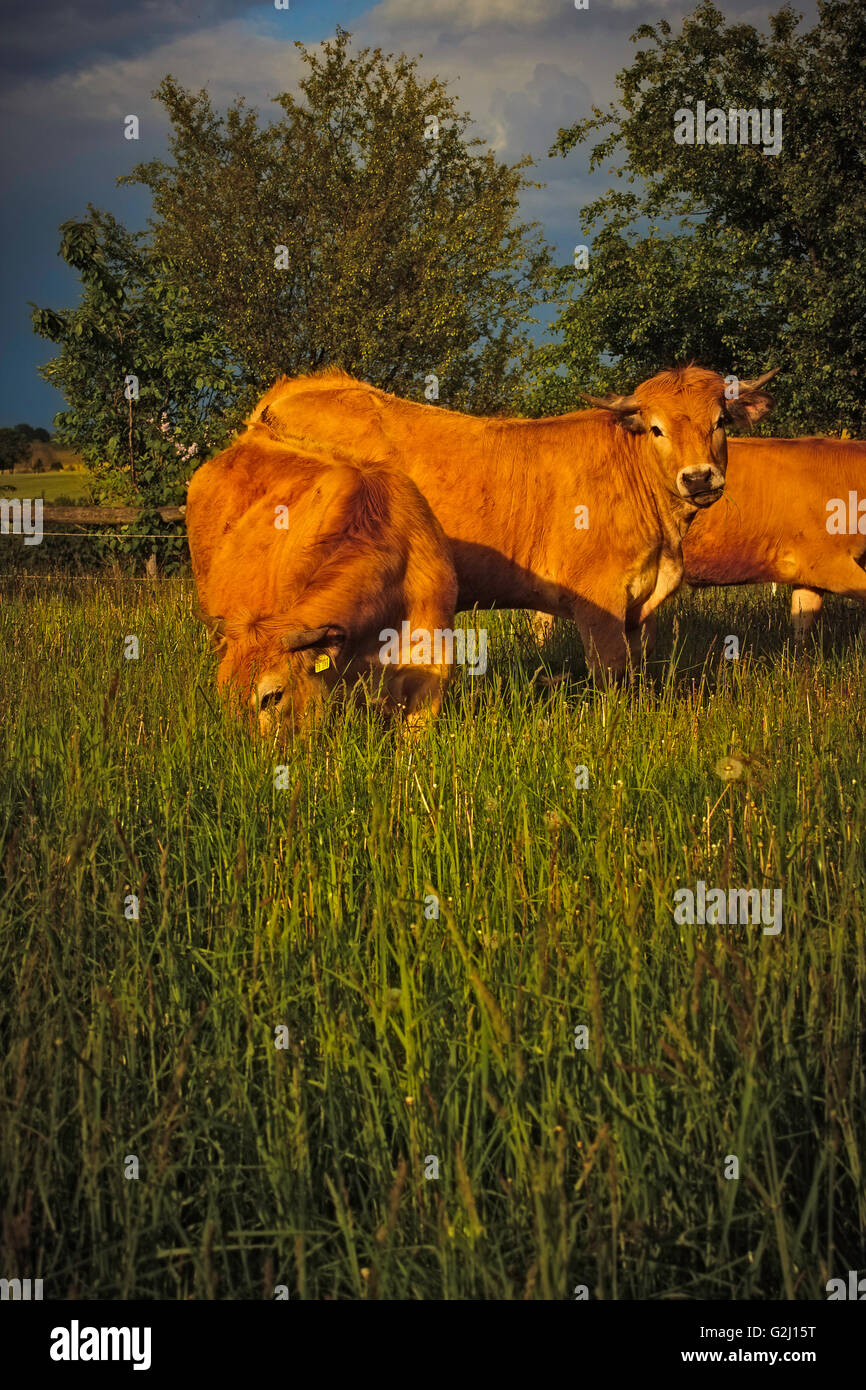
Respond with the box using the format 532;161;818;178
20;533;182;540
1;505;190;578
1;574;195;582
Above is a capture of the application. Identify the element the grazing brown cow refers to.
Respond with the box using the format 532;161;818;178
186;426;458;732
245;366;776;678
682;436;866;636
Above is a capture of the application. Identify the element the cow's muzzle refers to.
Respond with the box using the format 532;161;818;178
677;466;724;507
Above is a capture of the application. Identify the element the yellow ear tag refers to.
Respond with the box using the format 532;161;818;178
314;653;330;673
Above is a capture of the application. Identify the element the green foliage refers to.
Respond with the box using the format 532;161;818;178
532;0;866;434
31;210;241;509
0;427;31;473
0;578;864;1297
10;424;51;444
122;28;554;412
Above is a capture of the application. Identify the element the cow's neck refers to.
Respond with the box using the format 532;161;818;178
620;438;706;622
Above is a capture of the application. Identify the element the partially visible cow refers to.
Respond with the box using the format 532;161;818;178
683;436;866;636
186;425;458;733
244;365;776;679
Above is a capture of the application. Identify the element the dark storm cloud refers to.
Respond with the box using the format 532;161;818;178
0;0;823;423
0;0;263;82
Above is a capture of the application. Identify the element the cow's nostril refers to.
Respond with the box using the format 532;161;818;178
683;468;714;490
259;689;283;710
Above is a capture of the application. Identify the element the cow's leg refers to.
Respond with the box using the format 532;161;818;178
620;552;682;666
570;595;630;683
790;587;824;638
642;612;659;654
392;559;459;726
625;611;658;664
791;559;866;633
530;611;555;644
840;560;866;608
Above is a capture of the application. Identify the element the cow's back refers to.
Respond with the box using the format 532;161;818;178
188;428;456;635
187;424;391;609
241;372;627;596
249;373;494;523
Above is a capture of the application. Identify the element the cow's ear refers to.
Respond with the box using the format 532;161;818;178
727;369;779;428
281;624;346;652
581;392;645;431
617;413;648;434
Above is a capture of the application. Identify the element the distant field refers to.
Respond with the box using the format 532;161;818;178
0;576;863;1299
0;469;93;501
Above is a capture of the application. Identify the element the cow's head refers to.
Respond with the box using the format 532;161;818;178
194;608;346;733
253;623;347;734
582;366;778;510
252;626;448;732
201;612;438;735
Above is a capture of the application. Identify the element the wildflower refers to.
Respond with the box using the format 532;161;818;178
715;755;745;782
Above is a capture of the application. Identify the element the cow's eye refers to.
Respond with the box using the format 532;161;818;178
650;425;664;438
259;689;283;711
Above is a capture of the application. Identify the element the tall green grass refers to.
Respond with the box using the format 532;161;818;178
1;575;863;1299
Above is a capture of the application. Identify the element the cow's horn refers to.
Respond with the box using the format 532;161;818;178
581;391;641;415
193;603;225;636
281;625;338;652
738;368;780;393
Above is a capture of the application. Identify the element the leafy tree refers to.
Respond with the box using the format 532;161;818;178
531;0;865;435
31;210;240;505
2;424;52;464
0;427;31;473
123;27;554;412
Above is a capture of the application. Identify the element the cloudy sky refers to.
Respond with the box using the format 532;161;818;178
0;0;814;426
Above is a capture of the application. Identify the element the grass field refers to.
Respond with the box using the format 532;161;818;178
1;573;863;1300
0;469;93;503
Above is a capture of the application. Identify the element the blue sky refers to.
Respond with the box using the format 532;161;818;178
0;0;812;428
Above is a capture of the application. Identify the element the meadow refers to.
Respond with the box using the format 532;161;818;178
0;469;92;503
0;572;863;1299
